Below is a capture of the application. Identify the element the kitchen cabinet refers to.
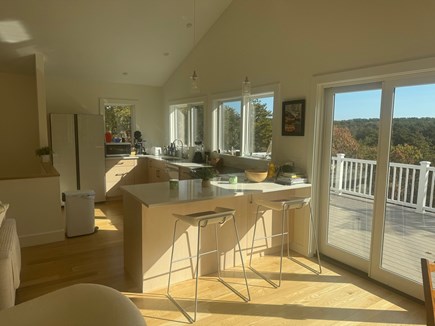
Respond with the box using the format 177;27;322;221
179;166;193;180
105;159;136;198
105;158;148;198
135;158;148;184
147;158;169;183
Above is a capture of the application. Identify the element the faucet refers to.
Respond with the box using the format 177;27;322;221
171;139;184;159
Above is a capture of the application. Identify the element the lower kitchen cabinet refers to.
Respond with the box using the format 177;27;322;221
179;166;193;180
135;158;148;184
105;158;136;198
147;159;169;183
106;157;195;199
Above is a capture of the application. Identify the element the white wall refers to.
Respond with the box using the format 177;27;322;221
0;176;64;247
163;0;435;174
45;77;164;149
0;71;40;176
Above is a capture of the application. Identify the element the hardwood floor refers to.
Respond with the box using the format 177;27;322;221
16;200;425;325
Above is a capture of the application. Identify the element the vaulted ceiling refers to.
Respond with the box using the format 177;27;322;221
0;0;232;86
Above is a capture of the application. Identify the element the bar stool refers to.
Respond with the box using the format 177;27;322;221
167;207;250;323
249;196;322;288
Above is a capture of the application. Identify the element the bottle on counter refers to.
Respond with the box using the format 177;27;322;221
267;161;276;179
105;131;112;143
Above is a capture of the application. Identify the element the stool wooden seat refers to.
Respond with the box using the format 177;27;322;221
249;196;322;288
421;258;435;326
167;207;250;323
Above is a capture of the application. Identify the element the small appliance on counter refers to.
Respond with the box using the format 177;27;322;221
105;142;131;156
192;140;203;163
134;130;146;155
150;146;162;156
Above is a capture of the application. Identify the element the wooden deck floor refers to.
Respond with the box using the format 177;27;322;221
15;200;426;325
329;193;435;283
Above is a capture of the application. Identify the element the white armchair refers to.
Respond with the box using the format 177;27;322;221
0;218;21;310
0;283;146;325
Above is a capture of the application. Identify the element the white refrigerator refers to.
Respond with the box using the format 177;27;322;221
50;114;106;203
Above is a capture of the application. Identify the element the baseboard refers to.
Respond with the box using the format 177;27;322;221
19;229;65;247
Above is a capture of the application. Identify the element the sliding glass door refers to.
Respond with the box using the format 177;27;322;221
319;75;435;298
321;84;382;271
370;80;435;297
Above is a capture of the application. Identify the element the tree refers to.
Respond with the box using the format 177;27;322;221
105;105;132;141
390;144;423;165
252;99;272;152
332;126;359;157
223;106;241;150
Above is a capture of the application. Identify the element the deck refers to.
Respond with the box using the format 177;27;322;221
328;192;435;283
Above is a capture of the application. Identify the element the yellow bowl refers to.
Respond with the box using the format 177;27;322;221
245;169;268;183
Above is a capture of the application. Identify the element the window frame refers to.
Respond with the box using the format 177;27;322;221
169;99;205;147
212;84;278;158
99;98;137;145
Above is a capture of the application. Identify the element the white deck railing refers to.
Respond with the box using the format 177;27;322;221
331;154;435;213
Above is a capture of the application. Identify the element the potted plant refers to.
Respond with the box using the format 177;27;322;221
190;167;219;187
35;146;53;163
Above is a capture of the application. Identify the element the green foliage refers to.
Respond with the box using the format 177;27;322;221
332;127;359;157
190;167;219;180
390;144;422;164
223;106;241;150
333;118;435;164
35;146;52;156
105;105;132;141
252;99;273;152
222;99;272;154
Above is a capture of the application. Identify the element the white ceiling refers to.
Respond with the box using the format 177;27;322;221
0;0;232;86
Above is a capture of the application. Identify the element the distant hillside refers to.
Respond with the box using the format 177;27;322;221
333;118;435;164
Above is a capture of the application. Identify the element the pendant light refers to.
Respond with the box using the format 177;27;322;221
190;0;200;93
242;76;251;96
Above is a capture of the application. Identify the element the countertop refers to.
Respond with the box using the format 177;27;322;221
0;162;60;181
121;179;310;208
106;154;213;169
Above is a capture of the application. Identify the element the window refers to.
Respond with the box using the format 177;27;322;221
219;100;242;153
100;98;136;144
216;92;274;158
170;102;204;146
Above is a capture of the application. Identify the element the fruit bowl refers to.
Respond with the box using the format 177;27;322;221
245;169;268;183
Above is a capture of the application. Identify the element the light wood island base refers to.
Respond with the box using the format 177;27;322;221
122;179;312;293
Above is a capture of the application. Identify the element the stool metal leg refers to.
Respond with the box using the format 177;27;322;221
277;208;286;287
309;203;322;274
249;200;321;289
168;212;250;324
286;203;322;275
192;221;202;322
216;215;250;302
249;205;260;268
167;220;197;323
249;205;261;268
249;205;286;288
167;219;179;295
215;223;221;280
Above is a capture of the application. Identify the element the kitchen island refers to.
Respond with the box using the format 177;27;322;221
122;179;312;292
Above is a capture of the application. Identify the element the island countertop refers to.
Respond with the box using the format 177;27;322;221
121;179;311;208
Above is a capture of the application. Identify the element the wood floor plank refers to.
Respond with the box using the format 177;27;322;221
16;200;425;325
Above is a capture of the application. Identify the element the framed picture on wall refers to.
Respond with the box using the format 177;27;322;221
282;99;305;136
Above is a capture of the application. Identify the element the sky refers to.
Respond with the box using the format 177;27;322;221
334;84;435;120
223;83;434;120
225;96;274;113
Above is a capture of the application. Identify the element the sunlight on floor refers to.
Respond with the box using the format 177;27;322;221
94;208;119;231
